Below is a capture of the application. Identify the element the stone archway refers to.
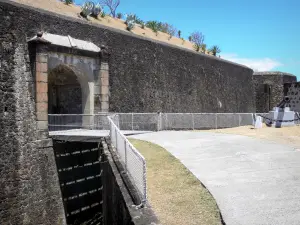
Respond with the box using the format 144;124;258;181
29;32;110;135
48;65;83;114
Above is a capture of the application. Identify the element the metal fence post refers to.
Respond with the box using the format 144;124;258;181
143;160;147;204
238;114;241;127
192;113;195;130
124;139;127;173
131;113;134;131
215;114;218;129
157;112;162;131
115;126;118;150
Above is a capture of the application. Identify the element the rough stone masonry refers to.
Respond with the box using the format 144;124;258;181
0;0;256;224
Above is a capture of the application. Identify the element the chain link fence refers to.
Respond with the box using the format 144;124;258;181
48;114;112;131
49;112;299;132
108;116;147;204
116;113;270;131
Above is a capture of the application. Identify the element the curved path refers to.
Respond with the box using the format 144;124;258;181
131;131;300;225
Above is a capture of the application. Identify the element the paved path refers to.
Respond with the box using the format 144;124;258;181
131;131;300;225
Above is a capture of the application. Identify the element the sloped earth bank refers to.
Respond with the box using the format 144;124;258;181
13;0;203;52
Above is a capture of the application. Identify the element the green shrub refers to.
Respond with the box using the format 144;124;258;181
193;44;200;52
146;21;159;33
116;13;123;19
65;0;73;5
100;11;106;18
178;30;181;38
181;38;185;45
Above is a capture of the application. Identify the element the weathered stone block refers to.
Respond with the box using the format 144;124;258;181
36;102;48;112
37;130;49;139
36;54;48;63
37;111;48;121
36;138;53;148
36;92;48;102
101;101;109;111
101;77;109;86
100;85;109;95
100;94;109;102
36;71;48;83
100;62;109;71
36;62;48;72
100;70;109;79
36;82;48;93
37;121;48;130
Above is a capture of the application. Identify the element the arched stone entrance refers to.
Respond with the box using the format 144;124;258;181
28;32;110;135
48;65;83;114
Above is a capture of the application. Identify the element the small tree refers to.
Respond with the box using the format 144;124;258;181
100;0;120;17
210;45;221;56
190;31;205;52
166;24;177;39
188;36;192;42
178;30;181;38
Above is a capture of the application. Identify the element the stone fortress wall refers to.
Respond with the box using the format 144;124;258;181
1;0;299;224
253;71;297;112
0;0;256;114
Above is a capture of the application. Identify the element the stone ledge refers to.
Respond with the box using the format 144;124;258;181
36;138;53;148
37;130;49;139
36;54;48;63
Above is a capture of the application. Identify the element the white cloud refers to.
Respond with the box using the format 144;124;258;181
221;53;283;72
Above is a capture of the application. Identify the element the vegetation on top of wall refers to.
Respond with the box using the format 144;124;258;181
100;11;106;18
75;0;222;56
99;0;120;17
64;0;73;5
190;31;205;52
178;30;181;38
91;3;102;18
125;14;136;31
210;45;221;56
80;1;93;18
116;12;123;19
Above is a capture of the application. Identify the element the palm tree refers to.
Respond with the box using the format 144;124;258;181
210;45;221;56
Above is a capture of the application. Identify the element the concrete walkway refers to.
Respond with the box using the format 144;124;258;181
131;131;300;225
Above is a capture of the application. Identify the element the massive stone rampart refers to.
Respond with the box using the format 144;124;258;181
0;0;255;113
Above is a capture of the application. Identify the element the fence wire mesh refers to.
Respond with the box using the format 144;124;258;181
108;116;147;204
48;114;111;131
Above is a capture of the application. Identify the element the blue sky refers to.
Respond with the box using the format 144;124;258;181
76;0;300;79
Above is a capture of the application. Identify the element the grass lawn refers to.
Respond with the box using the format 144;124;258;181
129;139;222;225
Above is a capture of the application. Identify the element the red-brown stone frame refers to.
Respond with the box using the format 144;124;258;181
30;36;110;139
